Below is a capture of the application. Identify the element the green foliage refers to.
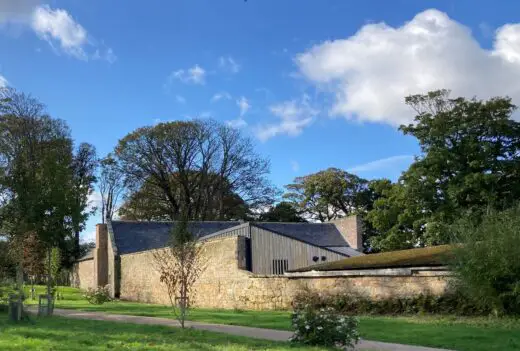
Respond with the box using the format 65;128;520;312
284;168;371;222
83;285;112;305
70;143;97;259
367;90;520;251
258;202;306;222
98;154;125;222
293;288;491;317
452;205;520;316
291;305;359;349
115;120;276;221
46;247;61;286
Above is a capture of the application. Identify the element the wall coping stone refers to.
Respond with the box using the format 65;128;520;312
283;266;452;278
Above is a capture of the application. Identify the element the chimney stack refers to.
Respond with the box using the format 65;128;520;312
94;224;108;287
332;215;363;251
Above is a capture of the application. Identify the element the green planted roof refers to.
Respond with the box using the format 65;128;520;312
289;245;454;272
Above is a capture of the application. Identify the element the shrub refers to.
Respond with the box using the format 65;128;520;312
83;285;111;305
293;287;491;316
291;305;359;349
452;205;520;316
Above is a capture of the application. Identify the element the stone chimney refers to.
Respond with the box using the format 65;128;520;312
94;224;108;287
332;215;363;251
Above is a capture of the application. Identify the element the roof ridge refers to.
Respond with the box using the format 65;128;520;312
110;219;241;224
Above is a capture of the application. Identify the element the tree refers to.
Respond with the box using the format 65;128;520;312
366;90;520;250
115;120;276;220
152;220;206;328
70;143;97;259
452;204;520;316
98;154;125;223
258;202;306;222
284;168;372;222
119;174;251;221
0;88;75;298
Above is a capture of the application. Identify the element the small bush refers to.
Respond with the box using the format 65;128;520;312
83;285;111;305
291;305;359;349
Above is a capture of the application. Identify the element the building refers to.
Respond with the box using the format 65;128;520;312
72;216;450;310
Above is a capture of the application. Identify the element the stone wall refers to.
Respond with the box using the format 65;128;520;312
71;258;94;290
118;235;451;310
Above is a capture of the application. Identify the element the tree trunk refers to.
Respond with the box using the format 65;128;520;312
47;247;52;297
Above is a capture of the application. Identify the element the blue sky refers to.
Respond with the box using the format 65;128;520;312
2;0;520;242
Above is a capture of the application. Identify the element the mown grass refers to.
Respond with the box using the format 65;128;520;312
20;285;520;351
0;316;328;351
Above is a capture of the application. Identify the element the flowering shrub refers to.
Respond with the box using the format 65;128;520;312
83;285;111;305
291;305;359;349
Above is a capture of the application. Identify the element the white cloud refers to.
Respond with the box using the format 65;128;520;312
219;56;241;73
296;9;520;126
92;47;117;64
256;95;318;141
31;5;88;59
291;160;300;172
211;91;232;103
80;229;96;244
347;155;414;173
87;191;102;213
0;75;7;87
170;64;206;85
0;2;114;62
237;96;250;116
226;118;247;129
175;95;186;104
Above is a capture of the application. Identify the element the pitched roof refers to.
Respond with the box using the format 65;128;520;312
251;222;349;247
111;220;241;255
289;245;453;272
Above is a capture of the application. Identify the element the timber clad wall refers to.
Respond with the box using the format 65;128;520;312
250;226;345;274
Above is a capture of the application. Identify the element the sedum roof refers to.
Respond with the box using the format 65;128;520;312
288;245;454;272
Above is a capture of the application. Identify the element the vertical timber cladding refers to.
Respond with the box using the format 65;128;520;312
250;225;346;275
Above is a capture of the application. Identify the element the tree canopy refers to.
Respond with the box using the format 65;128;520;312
284;168;372;222
115;120;277;220
366;90;520;250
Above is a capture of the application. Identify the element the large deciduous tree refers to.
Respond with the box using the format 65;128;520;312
115;120;276;220
0;88;87;297
367;90;520;251
70;143;97;258
258;202;306;222
98;154;125;223
284;168;372;222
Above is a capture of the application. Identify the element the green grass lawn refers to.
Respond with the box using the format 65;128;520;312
0;316;328;351
20;285;520;351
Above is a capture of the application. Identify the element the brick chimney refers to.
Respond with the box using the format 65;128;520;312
94;223;108;287
332;215;363;251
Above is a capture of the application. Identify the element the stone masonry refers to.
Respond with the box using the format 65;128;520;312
117;235;451;310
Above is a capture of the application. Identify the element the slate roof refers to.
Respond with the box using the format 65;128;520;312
251;222;349;247
111;220;241;255
77;249;94;261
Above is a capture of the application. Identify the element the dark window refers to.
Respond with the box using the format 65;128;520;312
321;256;327;261
272;259;288;275
312;256;319;262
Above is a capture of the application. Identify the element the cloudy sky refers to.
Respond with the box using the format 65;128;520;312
2;0;520;242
